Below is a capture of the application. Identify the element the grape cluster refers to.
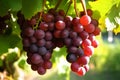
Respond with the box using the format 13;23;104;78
0;13;11;34
17;9;101;76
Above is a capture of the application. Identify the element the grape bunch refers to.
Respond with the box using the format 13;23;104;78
0;13;11;34
17;9;101;76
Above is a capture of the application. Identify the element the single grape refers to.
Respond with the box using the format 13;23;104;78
22;38;30;47
37;39;46;47
48;22;55;31
70;31;78;39
84;24;95;33
53;30;61;38
77;56;90;65
66;53;77;63
31;54;43;64
73;24;84;33
93;27;101;36
42;13;54;22
91;19;98;27
34;30;45;39
79;31;89;40
30;44;38;53
88;34;95;42
29;36;37;43
44;61;52;69
43;52;52;60
68;46;77;54
82;39;91;48
38;47;48;55
23;27;34;37
55;20;65;30
79;15;91;26
72;37;82;46
37;67;46;75
31;65;38;71
39;22;48;31
45;31;53;40
64;38;72;47
71;62;79;72
91;39;99;48
75;48;84;57
72;17;80;26
84;46;94;57
76;67;86;76
45;41;53;49
61;29;69;38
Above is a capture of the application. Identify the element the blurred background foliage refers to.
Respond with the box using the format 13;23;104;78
0;0;120;80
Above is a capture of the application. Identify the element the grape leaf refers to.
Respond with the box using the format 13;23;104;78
0;0;22;16
105;3;120;33
0;34;21;55
22;0;43;19
5;52;18;63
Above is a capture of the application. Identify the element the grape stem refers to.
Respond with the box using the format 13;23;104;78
80;0;87;15
74;0;79;17
54;0;63;10
65;0;73;17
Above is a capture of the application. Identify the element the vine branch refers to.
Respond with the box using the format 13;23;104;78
80;0;87;15
65;0;73;17
54;0;63;10
74;0;79;17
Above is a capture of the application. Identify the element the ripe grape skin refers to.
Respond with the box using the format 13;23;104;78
79;15;91;26
72;17;80;26
45;31;53;40
30;44;38;53
72;37;82;47
79;31;89;40
38;47;48;55
75;48;84;57
84;46;94;57
71;62;79;72
24;27;34;37
84;24;95;33
73;24;84;33
37;67;46;75
64;38;72;47
91;39;99;48
66;53;77;63
68;46;77;54
76;67;86;76
77;56;90;65
70;31;78;39
37;39;46;47
82;39;91;48
34;30;45;39
22;38;30;47
55;20;65;30
44;61;52;69
31;54;43;64
61;29;69;38
93;27;101;36
39;22;48;31
43;52;52;60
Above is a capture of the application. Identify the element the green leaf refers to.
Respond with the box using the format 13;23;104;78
0;0;22;16
18;59;26;69
0;34;21;55
22;0;43;19
0;58;3;67
5;52;18;63
105;3;120;32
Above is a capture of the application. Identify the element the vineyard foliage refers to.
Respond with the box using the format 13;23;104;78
0;0;120;78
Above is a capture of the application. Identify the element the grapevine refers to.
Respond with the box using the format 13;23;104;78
16;0;101;76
